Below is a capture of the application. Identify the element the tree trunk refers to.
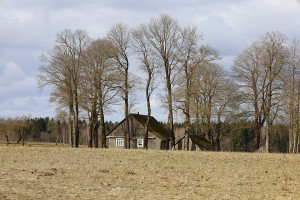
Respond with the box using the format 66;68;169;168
165;67;175;149
144;123;149;150
145;74;151;150
265;128;270;153
74;88;80;148
289;116;294;153
88;114;93;148
55;122;61;145
265;102;271;153
22;131;25;146
265;70;273;153
93;121;98;148
68;117;73;148
55;134;60;146
291;62;297;153
184;65;190;151
98;84;106;148
195;97;200;135
207;116;212;145
91;104;99;148
68;88;74;148
100;107;106;148
184;103;190;151
68;111;74;148
253;122;263;151
124;67;130;149
252;77;265;151
5;134;9;146
289;75;295;153
294;129;298;153
295;86;300;153
17;132;22;144
216;116;221;151
88;123;93;148
88;99;97;148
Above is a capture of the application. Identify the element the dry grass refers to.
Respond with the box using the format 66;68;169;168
0;144;300;199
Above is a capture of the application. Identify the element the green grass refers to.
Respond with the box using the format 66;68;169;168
0;144;300;199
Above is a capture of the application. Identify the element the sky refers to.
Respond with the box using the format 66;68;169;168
0;0;300;122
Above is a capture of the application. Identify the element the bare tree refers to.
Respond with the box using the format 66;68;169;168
232;41;266;151
132;25;157;150
81;38;119;148
214;79;240;151
233;32;288;152
175;26;201;151
0;118;13;146
14;115;31;146
261;32;288;153
191;62;225;146
283;39;300;153
144;14;183;149
107;23;132;149
176;28;220;150
38;29;91;148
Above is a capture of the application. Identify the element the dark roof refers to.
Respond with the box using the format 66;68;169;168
189;135;214;151
106;113;171;140
131;114;171;140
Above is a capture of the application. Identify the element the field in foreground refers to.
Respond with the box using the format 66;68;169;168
0;145;300;200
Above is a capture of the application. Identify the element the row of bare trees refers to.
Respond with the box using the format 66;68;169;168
36;13;300;152
132;15;229;150
37;14;223;150
38;23;137;148
233;32;300;153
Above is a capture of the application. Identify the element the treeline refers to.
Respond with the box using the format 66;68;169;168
25;13;300;152
0;117;117;146
165;121;289;153
0;116;289;153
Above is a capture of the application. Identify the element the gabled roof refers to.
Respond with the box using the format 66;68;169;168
189;135;214;151
106;113;171;141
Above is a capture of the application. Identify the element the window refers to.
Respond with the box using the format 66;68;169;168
137;139;143;148
116;138;124;147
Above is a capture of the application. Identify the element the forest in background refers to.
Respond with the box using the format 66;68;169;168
0;117;289;153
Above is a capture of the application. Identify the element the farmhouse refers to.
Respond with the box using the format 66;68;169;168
106;113;171;150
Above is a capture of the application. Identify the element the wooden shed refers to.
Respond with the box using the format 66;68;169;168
106;113;171;150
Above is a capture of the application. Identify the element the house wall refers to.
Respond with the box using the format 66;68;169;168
107;137;124;148
108;135;163;150
148;138;164;150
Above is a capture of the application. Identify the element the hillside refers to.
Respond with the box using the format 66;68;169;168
0;145;299;199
